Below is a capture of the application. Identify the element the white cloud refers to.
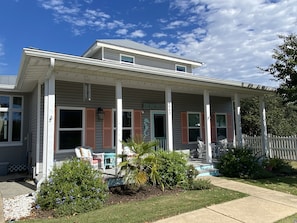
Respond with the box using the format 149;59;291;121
153;32;167;38
116;28;128;36
130;30;146;38
0;42;4;57
164;20;189;30
0;41;7;73
166;0;297;86
38;0;135;36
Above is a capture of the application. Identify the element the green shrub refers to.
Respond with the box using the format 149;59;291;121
217;147;260;178
262;157;297;175
189;178;213;190
155;150;188;189
36;158;109;217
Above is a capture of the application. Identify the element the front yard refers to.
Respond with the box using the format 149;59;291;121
22;186;246;223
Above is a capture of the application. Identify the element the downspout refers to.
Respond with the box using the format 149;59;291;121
37;57;55;190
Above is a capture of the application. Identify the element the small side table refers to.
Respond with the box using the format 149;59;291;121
104;153;116;169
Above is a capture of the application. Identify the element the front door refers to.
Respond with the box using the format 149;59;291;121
151;111;166;149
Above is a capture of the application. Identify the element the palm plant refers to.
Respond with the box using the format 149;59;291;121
118;138;160;190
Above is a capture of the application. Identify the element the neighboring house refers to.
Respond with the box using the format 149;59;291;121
0;39;272;181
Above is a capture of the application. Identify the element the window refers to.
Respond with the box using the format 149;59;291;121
57;107;84;151
216;114;227;140
120;54;134;64
176;64;186;72
113;110;132;147
188;113;201;142
0;96;23;144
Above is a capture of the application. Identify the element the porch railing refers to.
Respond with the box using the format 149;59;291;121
155;138;166;151
243;134;297;160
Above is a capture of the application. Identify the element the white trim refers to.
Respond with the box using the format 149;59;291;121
56;106;85;153
120;54;135;64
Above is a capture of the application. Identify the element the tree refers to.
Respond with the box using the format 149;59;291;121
241;94;297;136
263;34;297;105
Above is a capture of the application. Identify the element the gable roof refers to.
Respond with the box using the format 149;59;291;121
82;39;202;68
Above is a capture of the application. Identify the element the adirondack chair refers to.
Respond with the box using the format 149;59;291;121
75;146;105;171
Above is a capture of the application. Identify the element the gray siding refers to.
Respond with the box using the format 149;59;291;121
54;81;233;159
103;48;192;73
172;93;232;151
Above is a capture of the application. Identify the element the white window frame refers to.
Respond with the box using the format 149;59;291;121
120;54;135;64
0;95;23;146
216;113;227;140
56;106;85;153
112;109;133;148
175;64;187;72
187;112;201;144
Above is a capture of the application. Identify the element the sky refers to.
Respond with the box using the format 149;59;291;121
0;0;296;87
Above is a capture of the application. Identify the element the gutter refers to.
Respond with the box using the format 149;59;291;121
36;57;55;190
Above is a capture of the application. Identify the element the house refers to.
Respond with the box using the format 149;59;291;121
0;39;272;181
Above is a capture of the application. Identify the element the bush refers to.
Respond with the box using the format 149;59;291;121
36;159;109;217
262;157;297;175
155;150;188;189
217;147;260;178
189;178;213;190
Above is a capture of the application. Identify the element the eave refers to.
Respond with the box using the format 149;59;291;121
15;48;275;98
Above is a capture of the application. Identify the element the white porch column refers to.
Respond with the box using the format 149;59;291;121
115;82;123;167
204;90;212;163
260;96;269;157
234;93;242;147
35;82;41;176
165;87;173;152
42;74;55;179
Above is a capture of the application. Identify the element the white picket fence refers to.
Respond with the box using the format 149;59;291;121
243;134;297;160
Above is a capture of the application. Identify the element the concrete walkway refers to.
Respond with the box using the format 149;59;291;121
1;175;297;223
155;177;297;223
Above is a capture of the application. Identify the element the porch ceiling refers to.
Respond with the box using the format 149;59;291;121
15;48;274;98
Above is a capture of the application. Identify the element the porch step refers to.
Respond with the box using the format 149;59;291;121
194;163;220;177
106;177;124;187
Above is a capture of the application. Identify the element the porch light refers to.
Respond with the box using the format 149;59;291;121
97;107;104;120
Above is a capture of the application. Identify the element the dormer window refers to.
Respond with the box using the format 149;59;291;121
176;64;186;72
120;54;134;64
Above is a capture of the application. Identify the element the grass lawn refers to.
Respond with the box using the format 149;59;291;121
232;175;297;195
22;186;246;223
